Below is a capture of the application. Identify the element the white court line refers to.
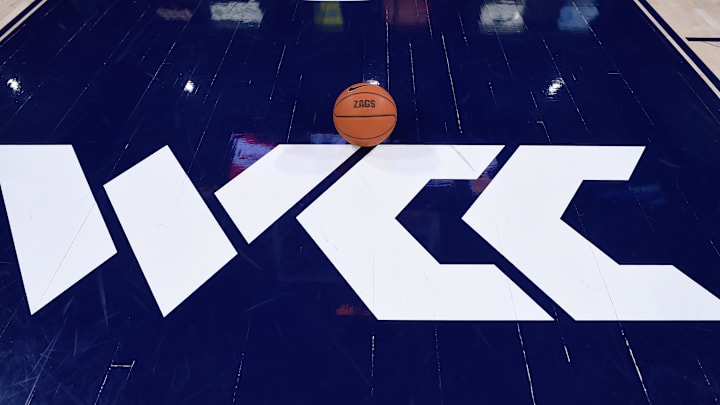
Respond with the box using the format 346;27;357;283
0;0;37;31
634;0;720;100
0;0;47;44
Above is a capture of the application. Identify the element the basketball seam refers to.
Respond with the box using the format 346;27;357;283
333;114;397;118
336;122;396;141
333;116;396;137
333;91;397;109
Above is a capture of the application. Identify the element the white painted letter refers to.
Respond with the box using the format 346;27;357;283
464;145;720;320
0;145;116;314
105;146;236;316
216;144;359;243
298;145;551;321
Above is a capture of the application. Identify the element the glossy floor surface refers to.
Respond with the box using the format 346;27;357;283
2;0;720;403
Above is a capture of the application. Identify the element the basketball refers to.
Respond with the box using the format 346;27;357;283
332;82;397;147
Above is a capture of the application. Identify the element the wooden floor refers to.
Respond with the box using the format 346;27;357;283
1;0;720;403
655;0;720;80
0;0;718;95
0;0;44;43
644;0;720;97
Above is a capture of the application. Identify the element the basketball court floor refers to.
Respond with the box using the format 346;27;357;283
2;0;720;403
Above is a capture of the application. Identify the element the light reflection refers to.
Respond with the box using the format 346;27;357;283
558;1;599;31
546;78;564;97
155;7;193;21
210;1;263;25
479;1;526;34
314;2;344;31
471;159;499;194
183;80;196;94
385;0;430;28
310;132;346;144
7;78;21;94
228;133;274;179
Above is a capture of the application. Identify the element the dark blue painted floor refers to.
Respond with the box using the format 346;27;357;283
2;0;720;403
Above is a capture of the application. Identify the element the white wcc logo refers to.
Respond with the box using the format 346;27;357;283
2;144;720;321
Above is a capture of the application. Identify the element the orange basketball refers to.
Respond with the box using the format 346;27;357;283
332;83;397;147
